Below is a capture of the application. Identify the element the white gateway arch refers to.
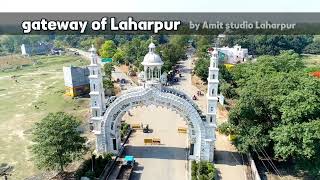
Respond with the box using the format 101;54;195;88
88;42;219;161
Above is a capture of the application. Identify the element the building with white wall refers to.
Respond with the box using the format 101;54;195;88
217;45;249;64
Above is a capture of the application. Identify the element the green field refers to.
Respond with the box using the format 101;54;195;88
0;55;90;179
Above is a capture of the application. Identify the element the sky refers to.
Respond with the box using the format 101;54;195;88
0;0;319;12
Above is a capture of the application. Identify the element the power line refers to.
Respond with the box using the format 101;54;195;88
261;147;282;176
257;146;282;178
254;148;270;174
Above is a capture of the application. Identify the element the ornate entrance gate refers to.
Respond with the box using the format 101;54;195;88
88;42;218;161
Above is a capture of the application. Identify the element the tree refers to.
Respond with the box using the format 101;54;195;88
31;112;86;171
103;63;115;80
194;58;210;81
270;120;320;176
103;63;115;95
303;41;320;54
112;49;125;64
103;79;115;95
53;40;69;49
228;51;320;176
271;120;320;160
194;36;212;59
221;35;314;55
160;43;185;73
168;35;189;48
99;40;117;58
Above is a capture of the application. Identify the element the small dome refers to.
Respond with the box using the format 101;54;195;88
142;53;163;66
141;43;163;66
148;42;156;49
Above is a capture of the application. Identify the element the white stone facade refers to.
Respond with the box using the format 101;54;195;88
206;48;219;161
90;42;218;162
88;45;106;135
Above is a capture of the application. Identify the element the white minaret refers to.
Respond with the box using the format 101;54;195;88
88;45;106;133
205;48;219;161
207;48;219;124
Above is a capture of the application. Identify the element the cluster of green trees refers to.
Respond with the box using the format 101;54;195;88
193;36;214;81
303;41;320;54
221;51;320;176
193;36;237;98
192;35;320;176
97;35;189;72
191;161;216;180
0;35;189;74
193;35;319;99
220;35;314;55
2;34;319;58
0;35;52;55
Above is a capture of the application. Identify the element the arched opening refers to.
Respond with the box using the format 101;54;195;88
146;67;151;80
153;67;158;78
98;87;211;162
120;105;189;179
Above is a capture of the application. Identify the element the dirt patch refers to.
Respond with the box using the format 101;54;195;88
0;55;32;69
118;64;129;74
191;75;207;92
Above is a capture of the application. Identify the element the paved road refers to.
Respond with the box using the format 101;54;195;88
172;48;247;180
109;106;189;180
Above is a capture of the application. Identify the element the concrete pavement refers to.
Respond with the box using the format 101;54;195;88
172;48;247;180
121;106;189;180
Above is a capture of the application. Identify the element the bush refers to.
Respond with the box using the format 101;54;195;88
191;161;198;177
120;122;130;140
75;153;113;179
219;81;237;99
84;170;95;179
191;161;217;180
217;122;237;136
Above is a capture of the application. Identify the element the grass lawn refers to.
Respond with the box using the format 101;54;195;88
0;55;90;179
302;54;320;68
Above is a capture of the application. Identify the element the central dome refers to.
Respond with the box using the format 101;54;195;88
141;43;164;66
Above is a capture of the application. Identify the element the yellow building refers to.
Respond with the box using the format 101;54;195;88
63;66;90;97
224;63;235;71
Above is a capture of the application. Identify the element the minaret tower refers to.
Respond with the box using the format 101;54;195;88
205;48;219;161
88;45;106;133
